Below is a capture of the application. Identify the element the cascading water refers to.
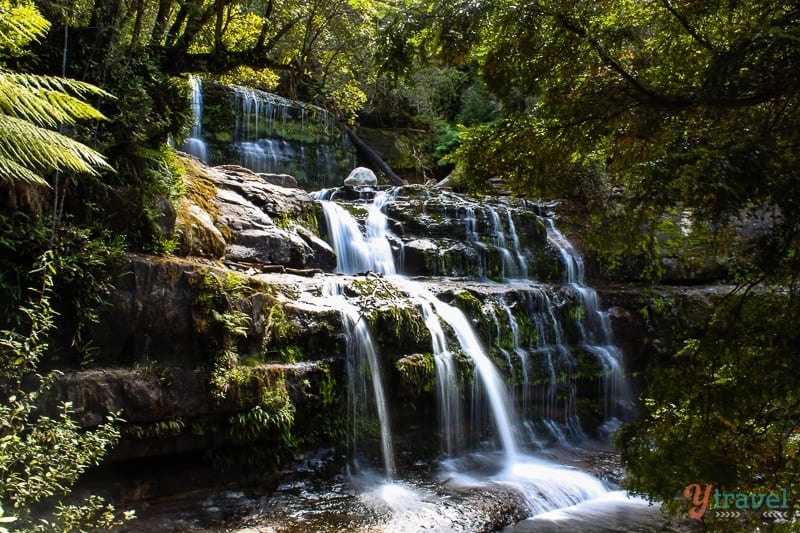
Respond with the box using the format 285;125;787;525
323;280;396;479
310;183;641;524
545;220;633;424
181;75;208;162
318;188;521;465
179;80;356;187
231;86;355;187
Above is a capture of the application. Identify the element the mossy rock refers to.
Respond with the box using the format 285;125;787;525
367;304;431;360
394;353;436;397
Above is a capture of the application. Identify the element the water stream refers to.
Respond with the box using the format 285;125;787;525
308;185;650;525
181;75;208;162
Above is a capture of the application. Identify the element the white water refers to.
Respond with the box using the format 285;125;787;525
545;220;633;421
320;192;520;465
182;75;208;162
412;293;464;456
313;186;639;520
231;85;355;186
400;280;520;463
323;280;396;479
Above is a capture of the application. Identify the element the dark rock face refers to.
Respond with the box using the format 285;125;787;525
92;256;202;367
597;284;729;376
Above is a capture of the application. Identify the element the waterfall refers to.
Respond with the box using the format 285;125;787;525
306;184;645;523
545;219;633;423
181;75;208;162
323;280;396;479
319;193;520;463
231;85;355;187
315;191;397;275
426;294;519;462
315;187;632;453
180;80;356;187
413;295;465;457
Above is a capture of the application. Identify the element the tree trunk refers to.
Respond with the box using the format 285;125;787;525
342;126;404;186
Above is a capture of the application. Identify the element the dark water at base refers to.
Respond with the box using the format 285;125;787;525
119;442;699;532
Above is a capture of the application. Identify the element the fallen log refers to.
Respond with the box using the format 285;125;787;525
342;126;405;186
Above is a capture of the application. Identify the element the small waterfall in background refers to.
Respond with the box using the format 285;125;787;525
311;184;636;519
180;80;356;187
181;75;208;162
232;86;356;187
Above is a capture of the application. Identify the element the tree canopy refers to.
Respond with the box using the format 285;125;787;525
447;1;800;277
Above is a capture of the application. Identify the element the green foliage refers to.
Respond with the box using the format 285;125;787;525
0;213;125;366
193;270;254;399
615;287;800;528
0;252;131;530
0;0;48;57
447;0;800;279
0;2;112;186
228;379;295;446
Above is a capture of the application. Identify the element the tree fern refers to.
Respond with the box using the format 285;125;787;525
0;0;49;56
0;2;113;186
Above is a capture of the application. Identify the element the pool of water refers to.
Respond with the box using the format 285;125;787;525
119;441;699;532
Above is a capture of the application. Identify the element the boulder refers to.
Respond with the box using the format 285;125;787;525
175;157;336;270
176;201;226;258
343;166;378;187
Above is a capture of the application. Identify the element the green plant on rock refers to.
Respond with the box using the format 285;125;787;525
395;353;435;397
228;375;295;448
367;305;429;356
126;418;186;440
193;270;253;399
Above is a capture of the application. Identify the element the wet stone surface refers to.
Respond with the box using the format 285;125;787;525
117;442;696;533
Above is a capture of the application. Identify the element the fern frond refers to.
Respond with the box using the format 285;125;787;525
0;114;111;178
0;72;112;126
0;154;48;186
0;2;49;55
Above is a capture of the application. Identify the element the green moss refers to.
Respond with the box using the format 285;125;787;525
352;278;399;300
296;362;347;447
450;290;484;318
367;305;430;356
179;156;219;218
574;348;604;380
395;353;436;396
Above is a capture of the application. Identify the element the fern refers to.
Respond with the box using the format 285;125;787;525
0;1;49;56
0;4;113;186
